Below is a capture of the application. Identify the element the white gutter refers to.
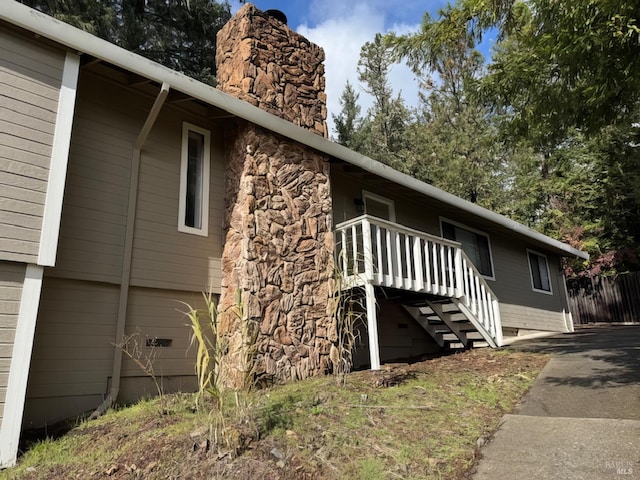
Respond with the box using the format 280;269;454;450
90;82;170;419
0;0;588;260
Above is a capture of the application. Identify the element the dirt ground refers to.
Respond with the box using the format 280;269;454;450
9;348;548;480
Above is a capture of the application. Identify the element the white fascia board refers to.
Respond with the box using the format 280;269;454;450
0;0;589;261
38;51;80;266
0;265;44;468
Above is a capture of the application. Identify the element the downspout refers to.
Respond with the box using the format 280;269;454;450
91;82;170;419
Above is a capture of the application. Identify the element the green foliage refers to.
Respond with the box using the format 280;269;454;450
182;291;225;409
181;289;259;453
377;0;640;274
350;33;414;169
329;263;367;386
332;81;363;149
20;0;231;85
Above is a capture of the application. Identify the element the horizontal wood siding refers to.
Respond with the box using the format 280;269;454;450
129;115;225;292
47;74;136;283
25;277;118;404
499;303;566;332
0;261;26;424
0;29;65;262
121;287;203;377
376;301;439;362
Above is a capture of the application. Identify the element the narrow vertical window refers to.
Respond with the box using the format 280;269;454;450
528;250;552;294
179;123;210;236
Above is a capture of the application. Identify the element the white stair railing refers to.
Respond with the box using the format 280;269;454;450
335;215;503;347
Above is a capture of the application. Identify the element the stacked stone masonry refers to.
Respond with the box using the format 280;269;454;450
216;4;336;386
216;4;328;137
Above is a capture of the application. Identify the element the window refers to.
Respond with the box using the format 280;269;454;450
528;250;552;294
441;219;494;278
179;123;210;236
363;191;395;221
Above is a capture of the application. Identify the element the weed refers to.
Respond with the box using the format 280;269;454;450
180;289;259;455
329;251;369;386
181;290;225;411
116;332;166;413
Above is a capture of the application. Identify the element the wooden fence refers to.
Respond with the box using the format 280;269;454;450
566;272;640;324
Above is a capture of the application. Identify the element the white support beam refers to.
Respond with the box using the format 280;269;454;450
0;265;44;467
365;283;380;370
38;51;80;266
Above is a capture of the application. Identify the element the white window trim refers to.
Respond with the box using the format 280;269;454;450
363;190;396;222
439;217;496;281
527;249;554;295
178;122;210;236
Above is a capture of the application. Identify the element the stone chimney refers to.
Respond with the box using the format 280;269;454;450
215;4;335;387
216;4;327;137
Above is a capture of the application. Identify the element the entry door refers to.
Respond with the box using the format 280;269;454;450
363;191;396;277
363;191;395;221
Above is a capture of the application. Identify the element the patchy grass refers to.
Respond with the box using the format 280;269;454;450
2;348;548;480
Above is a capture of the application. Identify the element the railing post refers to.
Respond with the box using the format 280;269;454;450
404;234;412;290
439;244;447;296
394;230;403;288
446;247;454;297
424;242;432;293
413;237;424;292
492;298;503;346
350;225;358;276
361;217;374;282
454;248;463;299
431;242;439;294
374;223;383;284
385;228;393;286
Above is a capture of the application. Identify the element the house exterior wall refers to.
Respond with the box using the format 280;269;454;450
0;261;25;425
22;276;117;428
332;171;570;334
0;28;64;263
47;73;226;290
24;70;226;427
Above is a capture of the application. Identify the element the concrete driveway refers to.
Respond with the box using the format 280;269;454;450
472;325;640;479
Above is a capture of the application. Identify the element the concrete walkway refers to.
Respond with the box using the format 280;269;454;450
472;325;640;479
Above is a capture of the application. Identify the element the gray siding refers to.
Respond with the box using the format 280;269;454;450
50;72;225;292
129;116;225;292
0;261;25;424
26;72;227;425
26;277;118;397
47;74;134;283
23;276;118;427
121;287;202;378
331;170;568;331
0;29;65;262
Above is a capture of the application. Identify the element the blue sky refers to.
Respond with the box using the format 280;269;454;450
229;1;468;136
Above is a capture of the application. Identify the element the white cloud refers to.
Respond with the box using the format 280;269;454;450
297;3;421;138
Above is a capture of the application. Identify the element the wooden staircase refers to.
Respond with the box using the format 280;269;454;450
403;299;492;350
335;215;504;367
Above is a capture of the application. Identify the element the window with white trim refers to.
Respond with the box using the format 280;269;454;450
179;123;210;236
441;219;495;279
528;250;552;294
363;191;396;221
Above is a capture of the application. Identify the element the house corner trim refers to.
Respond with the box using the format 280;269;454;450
37;51;81;267
0;265;45;468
